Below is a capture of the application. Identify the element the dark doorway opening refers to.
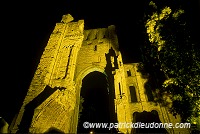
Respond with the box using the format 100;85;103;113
131;111;168;134
77;71;113;133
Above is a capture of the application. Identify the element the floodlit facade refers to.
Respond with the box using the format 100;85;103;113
9;14;189;133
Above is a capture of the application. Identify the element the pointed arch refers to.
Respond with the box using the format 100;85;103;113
75;65;108;90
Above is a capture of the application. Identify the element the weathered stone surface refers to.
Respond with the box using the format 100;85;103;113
124;63;190;133
9;14;190;134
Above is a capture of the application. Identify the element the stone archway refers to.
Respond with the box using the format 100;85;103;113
76;71;112;133
131;110;168;134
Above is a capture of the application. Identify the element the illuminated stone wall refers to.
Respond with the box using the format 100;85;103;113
124;63;190;133
9;14;189;134
10;14;85;133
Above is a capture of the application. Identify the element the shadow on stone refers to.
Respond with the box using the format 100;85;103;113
17;85;57;133
104;47;119;133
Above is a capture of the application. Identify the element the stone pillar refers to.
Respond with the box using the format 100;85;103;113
114;61;132;133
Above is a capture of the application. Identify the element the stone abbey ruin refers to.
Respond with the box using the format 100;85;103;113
9;14;189;133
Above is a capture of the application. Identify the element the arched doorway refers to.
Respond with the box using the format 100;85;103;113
77;71;112;133
131;111;168;133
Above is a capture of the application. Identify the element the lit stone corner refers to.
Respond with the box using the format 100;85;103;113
61;14;74;23
78;19;84;34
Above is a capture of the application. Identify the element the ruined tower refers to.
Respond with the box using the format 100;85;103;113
9;14;189;133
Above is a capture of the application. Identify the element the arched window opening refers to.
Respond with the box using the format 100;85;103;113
131;111;168;134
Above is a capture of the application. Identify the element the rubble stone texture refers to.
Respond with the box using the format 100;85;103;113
9;14;189;133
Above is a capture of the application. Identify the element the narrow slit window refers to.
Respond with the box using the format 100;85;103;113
127;70;131;76
119;83;122;96
94;45;97;51
129;86;137;102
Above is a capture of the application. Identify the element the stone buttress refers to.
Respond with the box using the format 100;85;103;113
10;14;84;133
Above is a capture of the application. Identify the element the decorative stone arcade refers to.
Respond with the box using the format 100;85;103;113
9;14;189;134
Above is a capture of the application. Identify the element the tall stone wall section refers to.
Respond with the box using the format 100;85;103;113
123;63;190;133
113;53;132;133
75;28;110;79
73;26;132;133
10;14;84;133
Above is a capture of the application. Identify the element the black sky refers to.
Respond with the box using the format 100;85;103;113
0;0;199;124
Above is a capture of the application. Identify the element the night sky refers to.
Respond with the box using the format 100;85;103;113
0;0;199;125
